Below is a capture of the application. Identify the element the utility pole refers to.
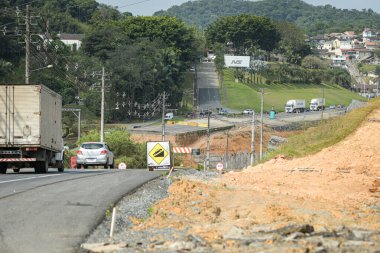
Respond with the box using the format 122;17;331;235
260;89;264;160
225;130;229;170
25;5;30;84
206;111;210;171
321;86;325;122
250;111;255;165
162;91;166;141
100;67;105;142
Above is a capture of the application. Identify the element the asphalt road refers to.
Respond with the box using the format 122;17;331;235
196;62;221;110
0;168;161;253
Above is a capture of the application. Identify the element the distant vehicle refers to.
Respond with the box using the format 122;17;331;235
218;108;228;115
243;109;254;115
285;99;306;113
0;84;64;174
200;110;212;117
310;98;325;111
336;104;343;109
76;142;114;169
329;105;336;109
164;112;174;120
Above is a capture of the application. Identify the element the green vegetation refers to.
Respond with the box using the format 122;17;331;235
156;0;379;34
78;130;147;168
222;68;364;112
268;98;380;158
359;64;380;73
147;207;154;216
206;15;280;54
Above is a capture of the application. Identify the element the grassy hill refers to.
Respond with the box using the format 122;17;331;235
222;69;366;112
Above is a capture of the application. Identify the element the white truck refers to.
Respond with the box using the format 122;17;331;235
285;99;306;113
309;98;325;111
0;84;64;174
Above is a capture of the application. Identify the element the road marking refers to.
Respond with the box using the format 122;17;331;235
0;174;62;184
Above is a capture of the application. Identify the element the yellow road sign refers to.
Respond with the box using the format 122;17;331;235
148;143;169;165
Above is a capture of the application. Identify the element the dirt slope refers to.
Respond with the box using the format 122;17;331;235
138;109;380;249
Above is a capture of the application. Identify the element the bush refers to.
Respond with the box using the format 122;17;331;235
77;130;147;168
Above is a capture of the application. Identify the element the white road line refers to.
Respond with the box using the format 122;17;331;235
0;174;63;184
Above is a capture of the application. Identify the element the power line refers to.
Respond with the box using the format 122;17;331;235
116;0;155;10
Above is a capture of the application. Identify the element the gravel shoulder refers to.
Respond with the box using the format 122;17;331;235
81;108;380;253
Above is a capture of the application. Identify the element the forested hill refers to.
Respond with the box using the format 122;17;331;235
154;0;380;34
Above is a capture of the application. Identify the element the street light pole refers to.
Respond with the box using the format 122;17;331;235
25;5;30;84
250;111;255;165
206;111;210;171
260;89;264;160
100;67;105;143
162;91;166;141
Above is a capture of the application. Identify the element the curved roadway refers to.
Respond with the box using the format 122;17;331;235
0;168;160;253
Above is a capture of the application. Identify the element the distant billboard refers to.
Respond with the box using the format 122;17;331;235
224;55;250;68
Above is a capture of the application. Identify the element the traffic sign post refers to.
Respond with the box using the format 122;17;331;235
147;142;171;170
216;162;224;172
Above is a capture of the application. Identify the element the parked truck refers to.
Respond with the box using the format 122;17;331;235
0;84;64;174
309;98;325;111
285;99;306;113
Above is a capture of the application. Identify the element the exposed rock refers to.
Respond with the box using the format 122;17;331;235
273;224;314;236
313;246;327;253
223;226;246;240
351;230;372;241
284;232;306;241
320;239;341;250
168;241;196;251
81;242;127;253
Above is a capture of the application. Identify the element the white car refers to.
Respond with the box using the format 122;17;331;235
243;109;254;114
76;142;115;169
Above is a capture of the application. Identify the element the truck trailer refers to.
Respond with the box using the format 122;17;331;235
0;84;64;174
285;99;306;113
310;98;325;111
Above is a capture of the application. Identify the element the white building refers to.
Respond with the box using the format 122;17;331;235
57;33;84;51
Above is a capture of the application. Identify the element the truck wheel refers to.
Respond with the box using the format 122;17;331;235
0;163;7;174
13;168;20;173
35;161;48;173
58;154;64;172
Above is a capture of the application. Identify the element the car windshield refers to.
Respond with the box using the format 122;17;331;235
82;143;104;149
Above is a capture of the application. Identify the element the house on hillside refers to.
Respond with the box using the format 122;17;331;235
352;39;365;49
57;33;84;51
365;41;380;50
363;28;377;42
321;41;333;50
332;39;353;50
342;31;356;40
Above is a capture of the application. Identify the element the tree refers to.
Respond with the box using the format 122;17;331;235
301;55;327;69
375;49;380;59
205;14;280;55
111;16;199;66
276;21;312;64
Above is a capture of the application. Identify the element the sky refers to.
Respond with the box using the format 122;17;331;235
96;0;380;16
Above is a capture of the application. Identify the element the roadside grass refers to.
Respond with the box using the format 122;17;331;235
268;98;380;159
222;68;366;112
